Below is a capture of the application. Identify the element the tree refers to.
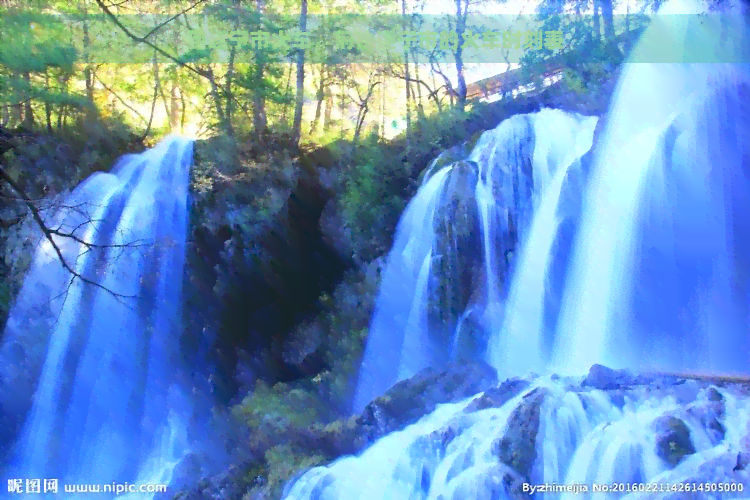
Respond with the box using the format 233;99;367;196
291;0;308;146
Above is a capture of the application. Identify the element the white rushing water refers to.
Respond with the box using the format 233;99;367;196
0;136;194;494
286;377;750;500
488;114;598;380
354;109;598;412
550;0;750;375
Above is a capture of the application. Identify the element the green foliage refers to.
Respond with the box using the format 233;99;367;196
340;160;406;261
302;268;379;407
232;380;328;433
0;279;11;324
263;444;326;497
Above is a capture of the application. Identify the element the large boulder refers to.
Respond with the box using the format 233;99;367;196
582;363;635;390
355;359;498;444
464;377;531;414
653;416;696;466
492;387;548;480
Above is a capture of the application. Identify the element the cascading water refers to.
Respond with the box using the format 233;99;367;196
551;1;750;375
354;110;599;412
487;113;598;379
285;375;750;500
287;0;750;498
0;136;194;495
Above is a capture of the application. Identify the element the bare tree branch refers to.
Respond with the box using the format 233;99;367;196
385;67;447;107
95;74;149;126
93;0;215;84
140;0;208;42
0;165;138;301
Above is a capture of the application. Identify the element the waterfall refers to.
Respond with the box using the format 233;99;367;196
0;136;193;491
489;114;598;379
354;109;598;411
550;2;750;375
287;0;750;497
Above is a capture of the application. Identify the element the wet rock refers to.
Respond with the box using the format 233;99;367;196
607;389;627;409
428;419;464;449
734;452;750;471
356;359;497;444
492;387;548;480
428;159;484;346
464;377;530;413
474;463;532;500
155;452;205;499
686;390;726;445
318;198;354;261
582;364;634;390
706;386;724;402
653;416;696;466
172;462;258;500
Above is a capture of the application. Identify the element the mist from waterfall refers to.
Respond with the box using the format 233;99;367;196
0;136;194;493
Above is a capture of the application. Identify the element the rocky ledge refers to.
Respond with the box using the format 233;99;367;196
170;363;750;500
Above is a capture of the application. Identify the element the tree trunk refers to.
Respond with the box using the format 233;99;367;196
430;71;443;112
57;106;65;130
83;14;96;119
180;87;187;133
354;105;368;142
170;83;180;131
143;55;160;139
339;75;346;135
207;65;227;131
593;0;601;41
57;72;71;130
402;0;412;145
22;72;34;129
413;58;425;119
1;104;9;127
324;86;333;131
354;79;379;142
454;0;468;112
310;66;326;134
225;41;236;136
253;0;268;137
380;75;385;137
282;63;293;123
600;0;615;40
44;70;52;132
291;0;307;146
157;73;171;128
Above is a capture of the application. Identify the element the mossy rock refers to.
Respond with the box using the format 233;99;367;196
653;416;696;466
356;360;497;444
492;387;547;479
464;378;530;414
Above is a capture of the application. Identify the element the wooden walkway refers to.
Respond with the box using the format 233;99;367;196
459;62;566;101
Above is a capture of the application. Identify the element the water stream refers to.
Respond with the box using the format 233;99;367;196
1;136;194;495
